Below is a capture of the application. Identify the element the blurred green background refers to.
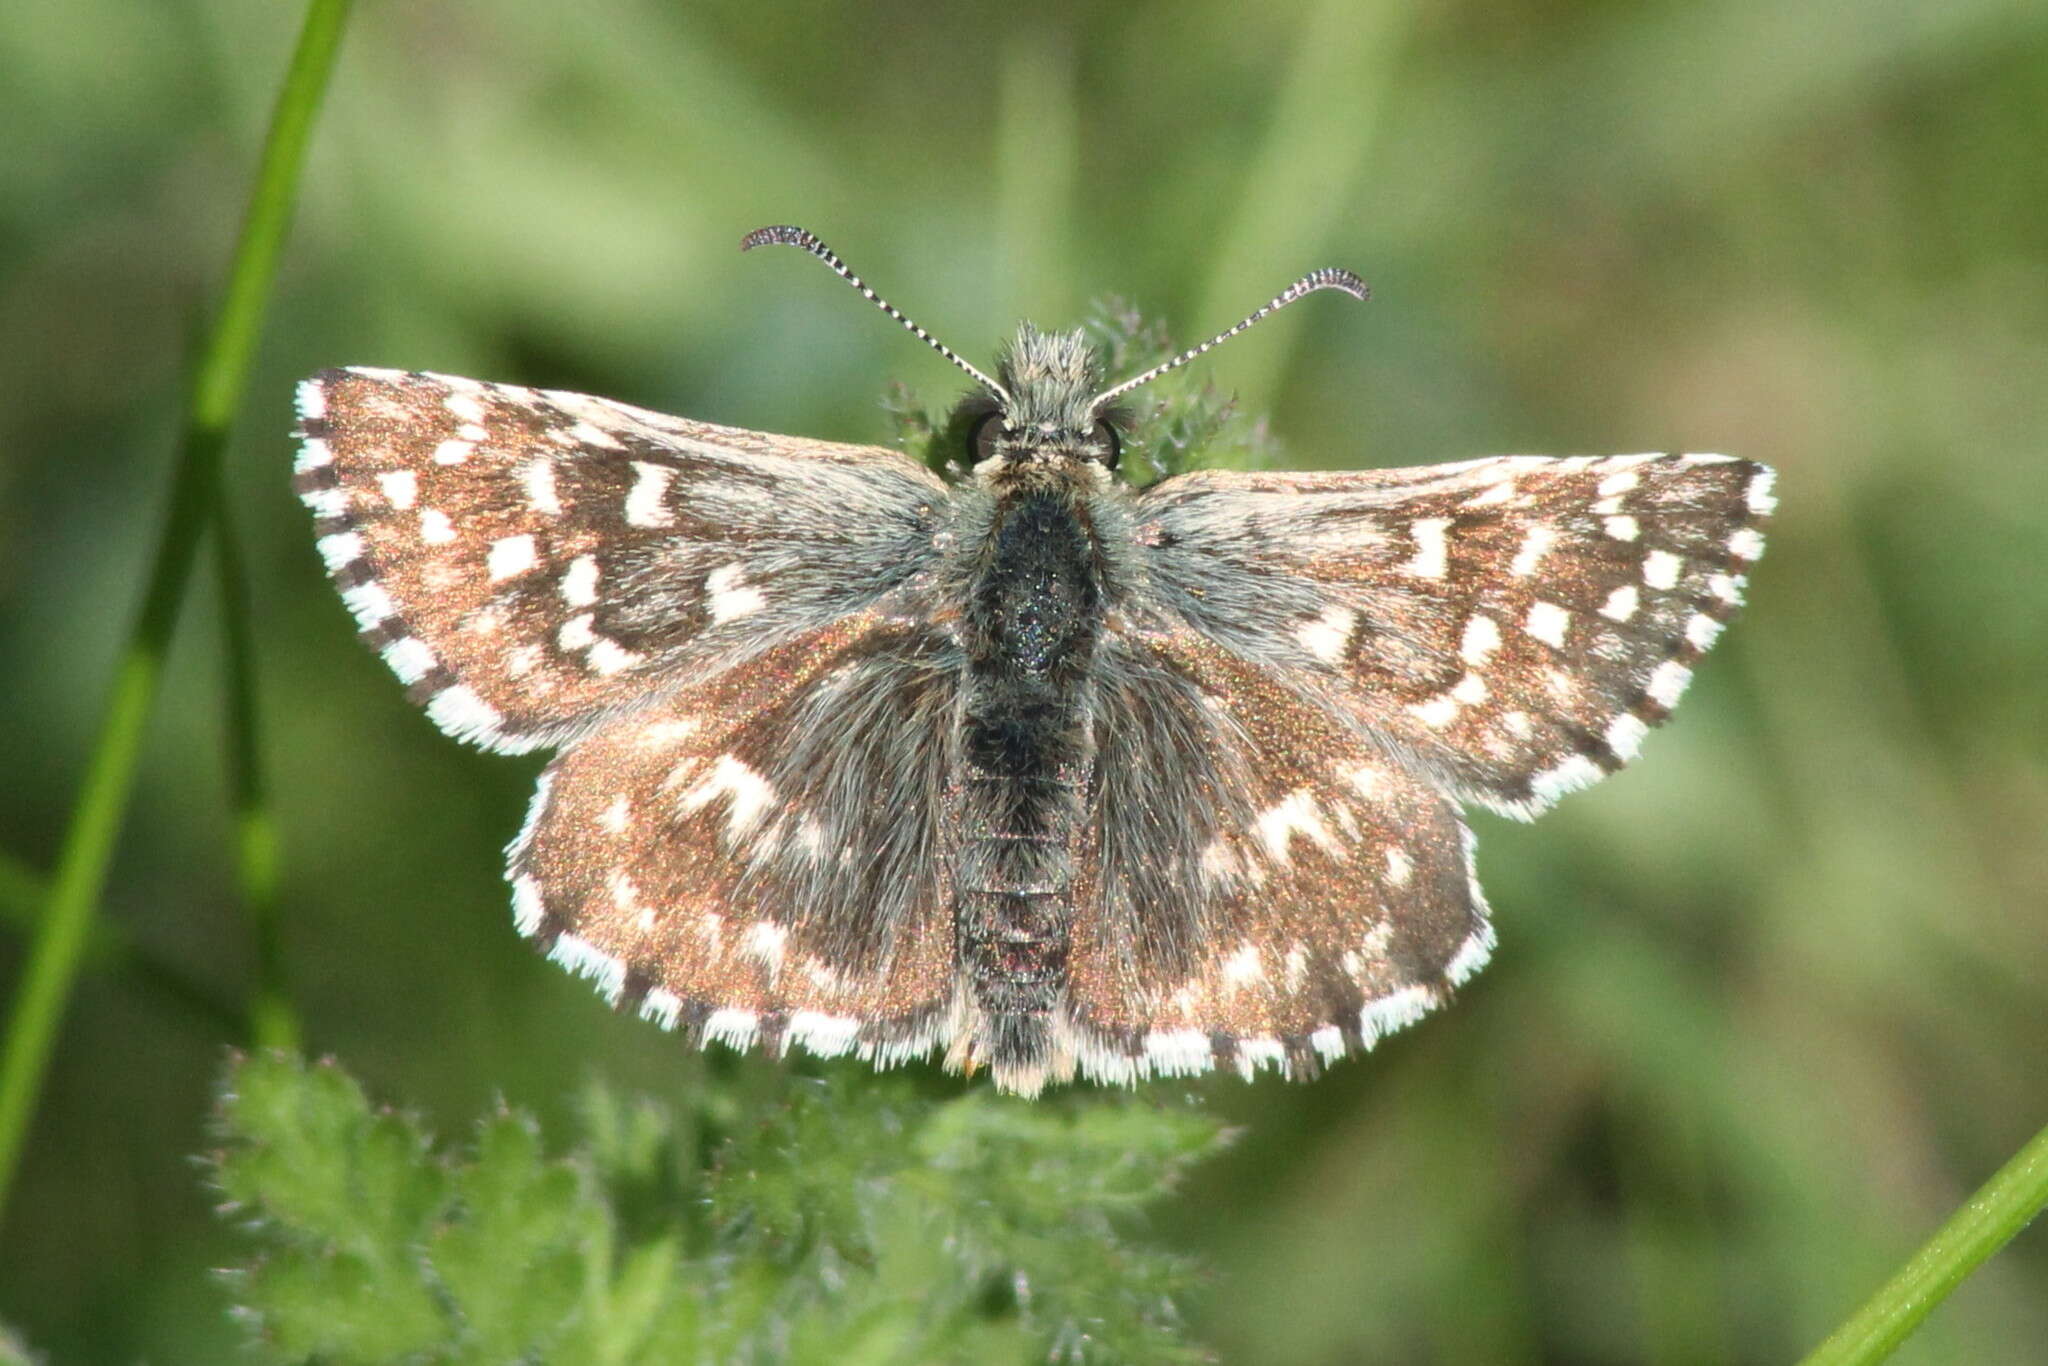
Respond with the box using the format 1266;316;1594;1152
4;0;2047;1360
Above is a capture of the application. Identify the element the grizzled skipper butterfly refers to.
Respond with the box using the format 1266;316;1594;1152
293;226;1772;1096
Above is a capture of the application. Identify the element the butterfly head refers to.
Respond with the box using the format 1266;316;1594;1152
742;224;1369;479
956;325;1126;472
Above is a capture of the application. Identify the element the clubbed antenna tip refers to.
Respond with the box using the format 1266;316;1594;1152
1090;266;1370;408
743;225;1010;403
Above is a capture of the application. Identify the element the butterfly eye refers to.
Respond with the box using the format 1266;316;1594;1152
1092;420;1121;469
971;413;1006;463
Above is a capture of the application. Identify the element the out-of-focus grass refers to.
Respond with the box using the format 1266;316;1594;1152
1;1;2045;1361
0;0;345;1225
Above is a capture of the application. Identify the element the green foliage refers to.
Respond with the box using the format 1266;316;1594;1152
210;1052;1224;1365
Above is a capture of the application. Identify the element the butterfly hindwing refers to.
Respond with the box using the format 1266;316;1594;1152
293;367;951;753
1063;624;1493;1082
297;339;1772;1096
508;612;963;1063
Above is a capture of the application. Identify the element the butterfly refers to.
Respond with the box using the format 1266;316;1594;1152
292;225;1772;1096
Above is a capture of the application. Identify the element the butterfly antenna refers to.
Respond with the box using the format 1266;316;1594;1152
1090;267;1369;408
743;225;1011;404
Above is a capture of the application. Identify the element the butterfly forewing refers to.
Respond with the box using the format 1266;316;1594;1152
292;367;950;754
1134;453;1774;819
298;332;1770;1094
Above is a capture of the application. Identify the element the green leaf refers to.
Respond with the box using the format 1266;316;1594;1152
215;1054;447;1360
209;1052;1225;1364
430;1108;585;1362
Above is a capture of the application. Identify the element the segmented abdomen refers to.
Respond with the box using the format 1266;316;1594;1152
954;490;1102;1068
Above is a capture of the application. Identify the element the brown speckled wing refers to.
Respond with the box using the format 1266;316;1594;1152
507;615;963;1064
292;367;949;754
1133;454;1773;818
1061;625;1492;1083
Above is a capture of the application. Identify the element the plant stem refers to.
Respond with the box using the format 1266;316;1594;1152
214;488;299;1052
1798;1118;2048;1365
0;0;352;1226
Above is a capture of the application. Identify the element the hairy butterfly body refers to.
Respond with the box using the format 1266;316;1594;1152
294;227;1773;1095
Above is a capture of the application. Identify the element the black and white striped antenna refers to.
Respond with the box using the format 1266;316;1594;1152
1089;267;1369;408
743;225;1011;405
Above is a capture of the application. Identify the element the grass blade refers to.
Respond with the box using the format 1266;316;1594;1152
1798;1118;2048;1364
0;0;353;1225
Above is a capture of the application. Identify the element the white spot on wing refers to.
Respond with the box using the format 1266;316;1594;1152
625;461;675;527
300;485;346;518
742;921;788;974
1362;985;1437;1043
377;470;418;509
381;636;436;684
705;562;767;623
1597;469;1641;497
1510;523;1555;577
1526;601;1571;649
511;875;545;936
1603;515;1639;541
570;420;626;451
1234;1038;1287;1078
1729;527;1765;561
1606;712;1649;761
1400;517;1452;578
1221;943;1264;987
1445;921;1495;986
558;613;596;650
1385;848;1412;885
586;638;643;676
445;392;487;425
1254;790;1339;862
679;754;778;839
1532;753;1604;805
640;989;684;1031
560;554;599;607
1686;614;1724;651
1296;605;1356;664
1643;550;1683;590
293;437;334;473
294;378;327;422
522;457;563;515
317;531;365;572
1600;585;1640;621
425;684;503;744
704;1008;759;1050
1461;481;1515;508
1144;1030;1214;1076
1647;659;1692;709
419;509;456;544
547;933;627;1006
789;1011;860;1059
431;439;473;466
487;533;536;581
1460;613;1502;665
1411;695;1459;729
599;795;631;834
1747;466;1777;515
341;581;395;626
